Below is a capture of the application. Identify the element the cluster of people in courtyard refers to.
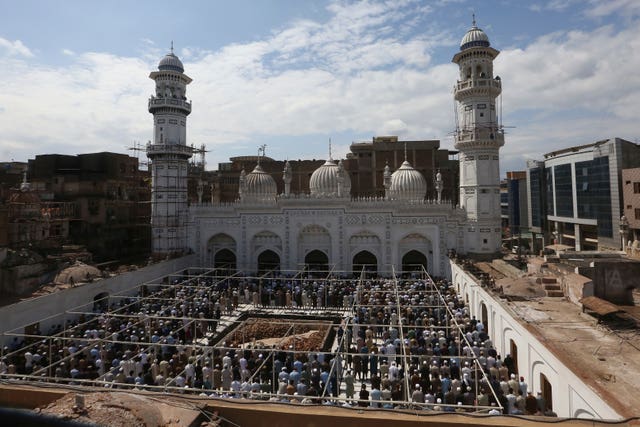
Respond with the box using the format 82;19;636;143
0;270;554;415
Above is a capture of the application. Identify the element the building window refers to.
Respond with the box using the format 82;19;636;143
635;208;640;220
477;104;487;109
634;182;640;193
465;105;473;111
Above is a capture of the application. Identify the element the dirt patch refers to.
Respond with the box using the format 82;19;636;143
38;391;209;427
224;318;331;352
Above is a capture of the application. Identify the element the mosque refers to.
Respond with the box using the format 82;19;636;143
146;19;505;278
0;20;633;424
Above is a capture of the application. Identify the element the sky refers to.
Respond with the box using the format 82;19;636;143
1;0;639;175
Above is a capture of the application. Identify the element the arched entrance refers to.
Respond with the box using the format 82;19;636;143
207;233;236;268
258;250;280;274
509;339;519;376
480;301;488;332
305;250;329;272
402;250;427;272
540;373;553;412
353;250;377;273
214;249;236;271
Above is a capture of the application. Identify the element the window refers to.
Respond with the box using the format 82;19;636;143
635;208;640;220
477;103;487;109
483;239;488;244
626;180;631;185
464;105;473;111
634;182;640;193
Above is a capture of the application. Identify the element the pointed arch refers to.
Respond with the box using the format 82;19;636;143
299;224;331;269
207;233;237;270
305;249;329;272
398;232;432;273
402;250;427;272
353;250;377;273
214;248;236;270
258;249;280;274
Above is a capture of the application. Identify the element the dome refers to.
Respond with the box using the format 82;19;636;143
54;261;101;286
389;160;426;201
460;22;490;50
158;52;184;73
243;164;277;201
309;159;351;198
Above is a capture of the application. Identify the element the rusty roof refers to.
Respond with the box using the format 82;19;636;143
580;296;623;316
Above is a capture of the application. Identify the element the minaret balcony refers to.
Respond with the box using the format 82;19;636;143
454;78;501;100
454;128;504;149
146;143;193;158
148;97;192;113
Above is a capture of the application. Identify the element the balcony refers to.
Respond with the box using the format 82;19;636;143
454;128;504;149
146;143;193;158
454;78;501;99
148;97;192;113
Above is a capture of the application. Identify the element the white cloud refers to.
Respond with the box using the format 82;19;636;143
0;37;34;57
1;1;639;178
496;22;640;172
586;0;640;18
62;48;75;56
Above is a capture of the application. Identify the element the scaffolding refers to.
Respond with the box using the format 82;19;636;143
1;266;503;413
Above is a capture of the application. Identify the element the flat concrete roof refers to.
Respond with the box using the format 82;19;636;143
473;257;640;419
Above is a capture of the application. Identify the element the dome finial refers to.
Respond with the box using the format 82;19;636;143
170;40;174;54
257;144;266;165
404;142;408;162
472;13;476;27
329;138;333;161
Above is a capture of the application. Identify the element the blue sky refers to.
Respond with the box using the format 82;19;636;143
1;0;639;175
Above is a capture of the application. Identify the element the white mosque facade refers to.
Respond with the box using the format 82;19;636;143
147;22;505;277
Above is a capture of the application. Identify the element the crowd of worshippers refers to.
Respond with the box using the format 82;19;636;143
0;273;554;415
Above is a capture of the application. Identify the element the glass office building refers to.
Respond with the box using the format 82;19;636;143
526;138;640;251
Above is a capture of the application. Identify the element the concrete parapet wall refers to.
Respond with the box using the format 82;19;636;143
0;254;197;344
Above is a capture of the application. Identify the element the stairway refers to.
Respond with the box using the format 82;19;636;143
536;276;564;298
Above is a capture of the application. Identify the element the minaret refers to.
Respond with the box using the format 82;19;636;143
452;17;504;256
146;43;193;256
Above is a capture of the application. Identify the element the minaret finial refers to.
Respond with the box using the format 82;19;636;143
170;40;174;54
329;138;333;160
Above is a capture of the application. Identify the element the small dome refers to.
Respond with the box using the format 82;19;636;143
309;159;351;198
389;160;426;201
158;52;184;73
8;190;40;205
243;164;277;201
460;22;490;50
54;261;101;286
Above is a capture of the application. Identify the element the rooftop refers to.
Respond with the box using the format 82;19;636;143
458;255;640;419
